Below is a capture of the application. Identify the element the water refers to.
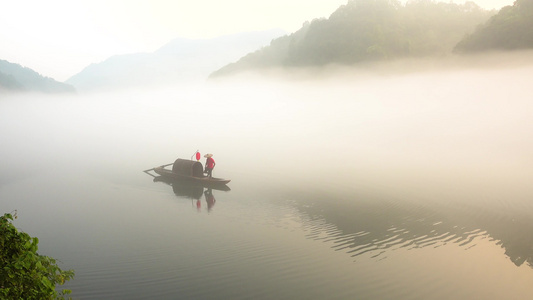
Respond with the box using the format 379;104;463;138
2;64;533;299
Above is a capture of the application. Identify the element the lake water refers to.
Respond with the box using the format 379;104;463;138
2;64;533;299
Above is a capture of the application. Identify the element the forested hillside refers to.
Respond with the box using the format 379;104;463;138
210;0;494;77
0;60;75;93
455;0;533;52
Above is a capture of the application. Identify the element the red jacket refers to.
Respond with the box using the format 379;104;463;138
206;157;215;169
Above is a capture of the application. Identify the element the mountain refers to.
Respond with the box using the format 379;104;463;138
66;29;286;92
210;0;494;78
0;60;75;93
455;0;533;52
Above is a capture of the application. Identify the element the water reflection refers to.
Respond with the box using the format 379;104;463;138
475;213;533;267
281;188;533;268
154;177;204;199
152;176;229;212
204;189;216;212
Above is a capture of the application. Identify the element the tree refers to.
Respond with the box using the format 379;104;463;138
0;212;74;300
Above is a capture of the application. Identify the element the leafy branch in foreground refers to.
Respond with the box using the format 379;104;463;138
1;211;74;300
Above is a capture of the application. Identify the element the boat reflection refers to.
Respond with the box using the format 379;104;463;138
153;176;229;212
153;176;231;193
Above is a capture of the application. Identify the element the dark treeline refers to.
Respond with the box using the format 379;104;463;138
0;60;75;93
211;0;519;77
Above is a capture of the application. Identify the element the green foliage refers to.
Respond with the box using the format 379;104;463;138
0;212;74;300
455;0;533;52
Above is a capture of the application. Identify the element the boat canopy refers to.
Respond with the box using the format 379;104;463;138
172;158;204;177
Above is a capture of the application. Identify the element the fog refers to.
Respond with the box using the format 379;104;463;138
3;56;533;211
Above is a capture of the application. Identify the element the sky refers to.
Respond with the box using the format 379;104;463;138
0;0;515;82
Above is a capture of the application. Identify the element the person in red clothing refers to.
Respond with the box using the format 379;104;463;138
204;153;216;178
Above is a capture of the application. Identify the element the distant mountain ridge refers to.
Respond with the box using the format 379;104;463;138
0;60;75;93
66;29;286;92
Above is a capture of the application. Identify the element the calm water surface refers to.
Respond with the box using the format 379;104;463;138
2;66;533;299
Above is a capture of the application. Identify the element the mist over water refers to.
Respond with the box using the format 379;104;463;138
2;62;533;299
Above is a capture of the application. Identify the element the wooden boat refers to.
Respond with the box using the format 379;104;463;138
146;158;231;186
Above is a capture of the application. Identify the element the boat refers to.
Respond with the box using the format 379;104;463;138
145;158;231;186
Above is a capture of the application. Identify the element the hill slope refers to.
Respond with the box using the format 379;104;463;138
0;60;75;93
66;30;285;92
455;0;533;52
210;0;493;78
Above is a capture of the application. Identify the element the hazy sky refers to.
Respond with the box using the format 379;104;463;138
0;0;514;81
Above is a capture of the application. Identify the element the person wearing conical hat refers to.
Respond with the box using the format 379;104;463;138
204;153;216;178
